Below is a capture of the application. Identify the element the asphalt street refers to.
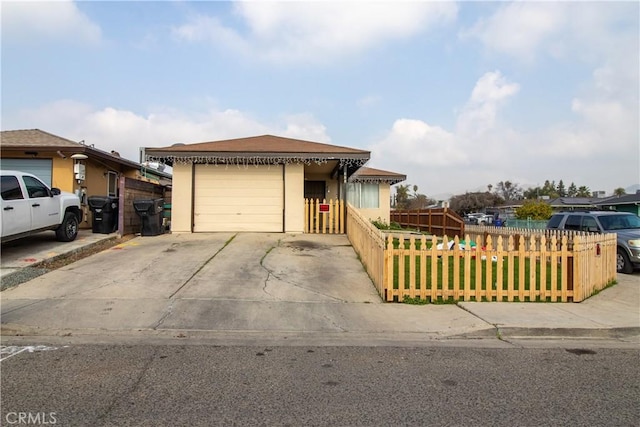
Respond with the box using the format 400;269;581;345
1;344;639;426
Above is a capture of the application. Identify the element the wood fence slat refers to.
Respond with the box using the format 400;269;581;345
431;235;439;301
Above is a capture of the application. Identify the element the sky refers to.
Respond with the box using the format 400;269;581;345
2;0;639;199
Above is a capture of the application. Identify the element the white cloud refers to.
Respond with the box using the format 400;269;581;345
3;101;332;163
173;2;458;64
370;62;638;196
461;2;565;62
456;71;520;138
2;0;102;45
462;2;638;66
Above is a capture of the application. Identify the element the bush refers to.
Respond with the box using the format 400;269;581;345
371;218;404;230
515;201;553;220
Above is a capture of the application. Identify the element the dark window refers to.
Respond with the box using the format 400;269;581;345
22;175;50;198
546;215;563;229
107;172;118;197
1;176;24;200
304;181;326;200
564;215;583;231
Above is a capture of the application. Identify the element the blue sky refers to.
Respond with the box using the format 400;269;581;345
2;1;639;198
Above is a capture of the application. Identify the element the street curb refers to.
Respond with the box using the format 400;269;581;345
495;326;640;340
0;235;119;291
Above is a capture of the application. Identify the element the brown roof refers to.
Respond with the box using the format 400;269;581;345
146;135;370;158
1;129;140;169
350;166;406;184
1;129;82;148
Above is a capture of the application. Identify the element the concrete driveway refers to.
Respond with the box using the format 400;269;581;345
0;233;492;344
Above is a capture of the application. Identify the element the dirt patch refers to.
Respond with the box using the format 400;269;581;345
284;241;328;251
40;235;136;270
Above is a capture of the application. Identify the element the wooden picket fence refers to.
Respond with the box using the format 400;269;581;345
346;204;618;303
304;198;345;234
346;202;386;296
385;233;616;303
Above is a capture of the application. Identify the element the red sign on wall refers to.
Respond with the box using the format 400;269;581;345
319;204;330;212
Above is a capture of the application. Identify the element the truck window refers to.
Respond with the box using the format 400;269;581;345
1;176;24;200
22;175;50;198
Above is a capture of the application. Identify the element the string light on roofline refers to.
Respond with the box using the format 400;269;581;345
144;155;368;168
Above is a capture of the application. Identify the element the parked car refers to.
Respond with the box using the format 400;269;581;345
465;212;494;225
1;170;82;243
546;211;640;274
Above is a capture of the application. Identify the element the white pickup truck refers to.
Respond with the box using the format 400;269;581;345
1;170;82;243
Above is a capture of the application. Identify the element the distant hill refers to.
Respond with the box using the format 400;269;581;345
625;184;640;194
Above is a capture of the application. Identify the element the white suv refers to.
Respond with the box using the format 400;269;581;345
1;170;82;243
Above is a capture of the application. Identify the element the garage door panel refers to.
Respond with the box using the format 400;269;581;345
196;189;283;199
194;165;283;232
195;205;283;215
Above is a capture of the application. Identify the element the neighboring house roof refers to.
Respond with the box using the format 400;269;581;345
596;192;640;206
546;197;602;208
349;167;406;184
1;129;141;170
144;135;370;170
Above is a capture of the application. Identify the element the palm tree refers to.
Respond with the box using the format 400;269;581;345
395;185;410;209
613;187;626;197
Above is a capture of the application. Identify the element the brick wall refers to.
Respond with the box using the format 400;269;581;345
118;177;170;236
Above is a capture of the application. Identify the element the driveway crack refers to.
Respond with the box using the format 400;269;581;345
259;240;346;302
154;234;237;330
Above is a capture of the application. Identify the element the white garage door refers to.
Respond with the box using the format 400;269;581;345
0;159;53;187
193;165;284;232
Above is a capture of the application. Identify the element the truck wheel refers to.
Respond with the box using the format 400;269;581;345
56;212;79;242
617;249;633;274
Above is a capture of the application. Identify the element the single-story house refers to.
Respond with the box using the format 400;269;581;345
596;192;640;216
144;135;405;233
0;129;171;229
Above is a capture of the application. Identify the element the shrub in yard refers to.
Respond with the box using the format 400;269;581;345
371;218;404;230
515;200;553;220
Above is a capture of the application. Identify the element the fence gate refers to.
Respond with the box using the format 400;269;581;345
304;199;345;234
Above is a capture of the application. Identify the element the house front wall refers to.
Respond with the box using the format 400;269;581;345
284;163;304;232
171;162;308;233
354;182;391;224
171;163;194;233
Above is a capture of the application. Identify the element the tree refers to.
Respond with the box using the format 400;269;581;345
567;182;578;197
556;180;567;197
541;180;559;198
613;187;626;196
576;186;591;197
395;185;410;209
515;200;553;220
494;181;523;201
407;193;436;210
450;192;504;215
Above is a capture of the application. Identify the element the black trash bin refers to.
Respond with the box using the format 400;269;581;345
88;196;119;234
133;198;164;236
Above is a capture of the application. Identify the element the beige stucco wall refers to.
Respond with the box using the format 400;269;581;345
171;163;194;232
284;163;304;233
355;183;391;224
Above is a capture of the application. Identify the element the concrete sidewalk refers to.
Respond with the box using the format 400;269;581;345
1;232;638;347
